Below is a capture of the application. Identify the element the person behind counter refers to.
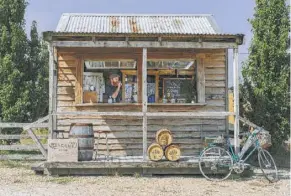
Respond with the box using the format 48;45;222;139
105;73;122;103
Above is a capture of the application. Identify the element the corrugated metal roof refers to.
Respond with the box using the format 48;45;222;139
56;13;222;35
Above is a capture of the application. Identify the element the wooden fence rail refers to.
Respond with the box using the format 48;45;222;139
0;123;48;128
0;144;48;151
0;116;49;161
0;135;48;140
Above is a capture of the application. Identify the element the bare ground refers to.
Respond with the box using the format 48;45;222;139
0;161;290;196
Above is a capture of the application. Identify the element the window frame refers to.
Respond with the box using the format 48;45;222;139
146;58;204;104
74;57;205;106
75;58;138;105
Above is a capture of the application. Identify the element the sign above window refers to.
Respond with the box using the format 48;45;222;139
85;60;136;70
147;61;194;69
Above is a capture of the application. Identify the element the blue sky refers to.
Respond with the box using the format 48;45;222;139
25;0;256;87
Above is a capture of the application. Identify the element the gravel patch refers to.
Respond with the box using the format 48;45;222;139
0;161;290;196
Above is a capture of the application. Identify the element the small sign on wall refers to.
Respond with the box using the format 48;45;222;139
48;139;78;162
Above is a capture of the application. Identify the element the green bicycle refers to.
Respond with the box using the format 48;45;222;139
199;128;278;182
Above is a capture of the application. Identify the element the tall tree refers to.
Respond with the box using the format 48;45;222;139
240;0;290;147
0;0;31;122
0;0;49;124
27;21;49;121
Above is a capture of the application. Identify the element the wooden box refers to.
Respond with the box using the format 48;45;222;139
83;91;98;103
47;139;78;162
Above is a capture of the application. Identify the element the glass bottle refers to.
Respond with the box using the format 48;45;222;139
132;87;137;103
108;96;113;104
162;95;167;103
171;93;176;103
167;92;171;103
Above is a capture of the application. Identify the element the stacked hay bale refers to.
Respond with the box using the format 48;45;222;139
147;128;181;162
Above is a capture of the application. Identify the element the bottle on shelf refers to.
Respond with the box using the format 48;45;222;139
166;91;171;103
171;93;176;103
108;96;113;104
162;95;167;103
133;88;137;103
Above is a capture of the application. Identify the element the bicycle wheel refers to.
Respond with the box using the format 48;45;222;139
199;147;233;181
258;149;278;183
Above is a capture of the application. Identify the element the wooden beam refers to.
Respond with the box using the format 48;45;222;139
0;134;47;140
225;49;229;134
147;112;234;117
23;115;49;130
53;47;58;135
48;43;54;139
52;41;237;49
75;57;83;104
54;112;144;116
26;128;47;158
196;57;205;103
239;116;269;133
53;111;234;117
0;123;48;128
233;48;240;153
0;144;47;151
137;57;143;103
142;48;148;161
21;115;49;158
0;154;45;161
155;73;159;102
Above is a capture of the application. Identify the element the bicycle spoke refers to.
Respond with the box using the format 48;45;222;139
258;149;278;183
199;147;233;181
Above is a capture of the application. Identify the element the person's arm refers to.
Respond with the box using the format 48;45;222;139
111;82;122;99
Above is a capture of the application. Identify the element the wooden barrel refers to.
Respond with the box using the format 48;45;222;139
69;123;94;161
147;143;164;161
156;128;173;146
164;144;181;161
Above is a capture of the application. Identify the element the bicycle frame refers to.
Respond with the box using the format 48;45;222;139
226;129;262;164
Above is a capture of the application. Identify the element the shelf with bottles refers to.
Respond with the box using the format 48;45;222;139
121;72;138;103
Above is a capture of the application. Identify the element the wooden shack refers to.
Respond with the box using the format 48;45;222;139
43;13;244;175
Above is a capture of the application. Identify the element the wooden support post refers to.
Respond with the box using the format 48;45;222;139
225;49;229;135
137;56;143;103
75;57;83;104
155;73;159;102
48;43;54;139
196;54;205;103
53;48;58;136
233;48;240;153
142;48;148;161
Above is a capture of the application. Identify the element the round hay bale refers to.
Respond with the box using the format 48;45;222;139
155;128;173;146
147;143;164;161
164;144;181;162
